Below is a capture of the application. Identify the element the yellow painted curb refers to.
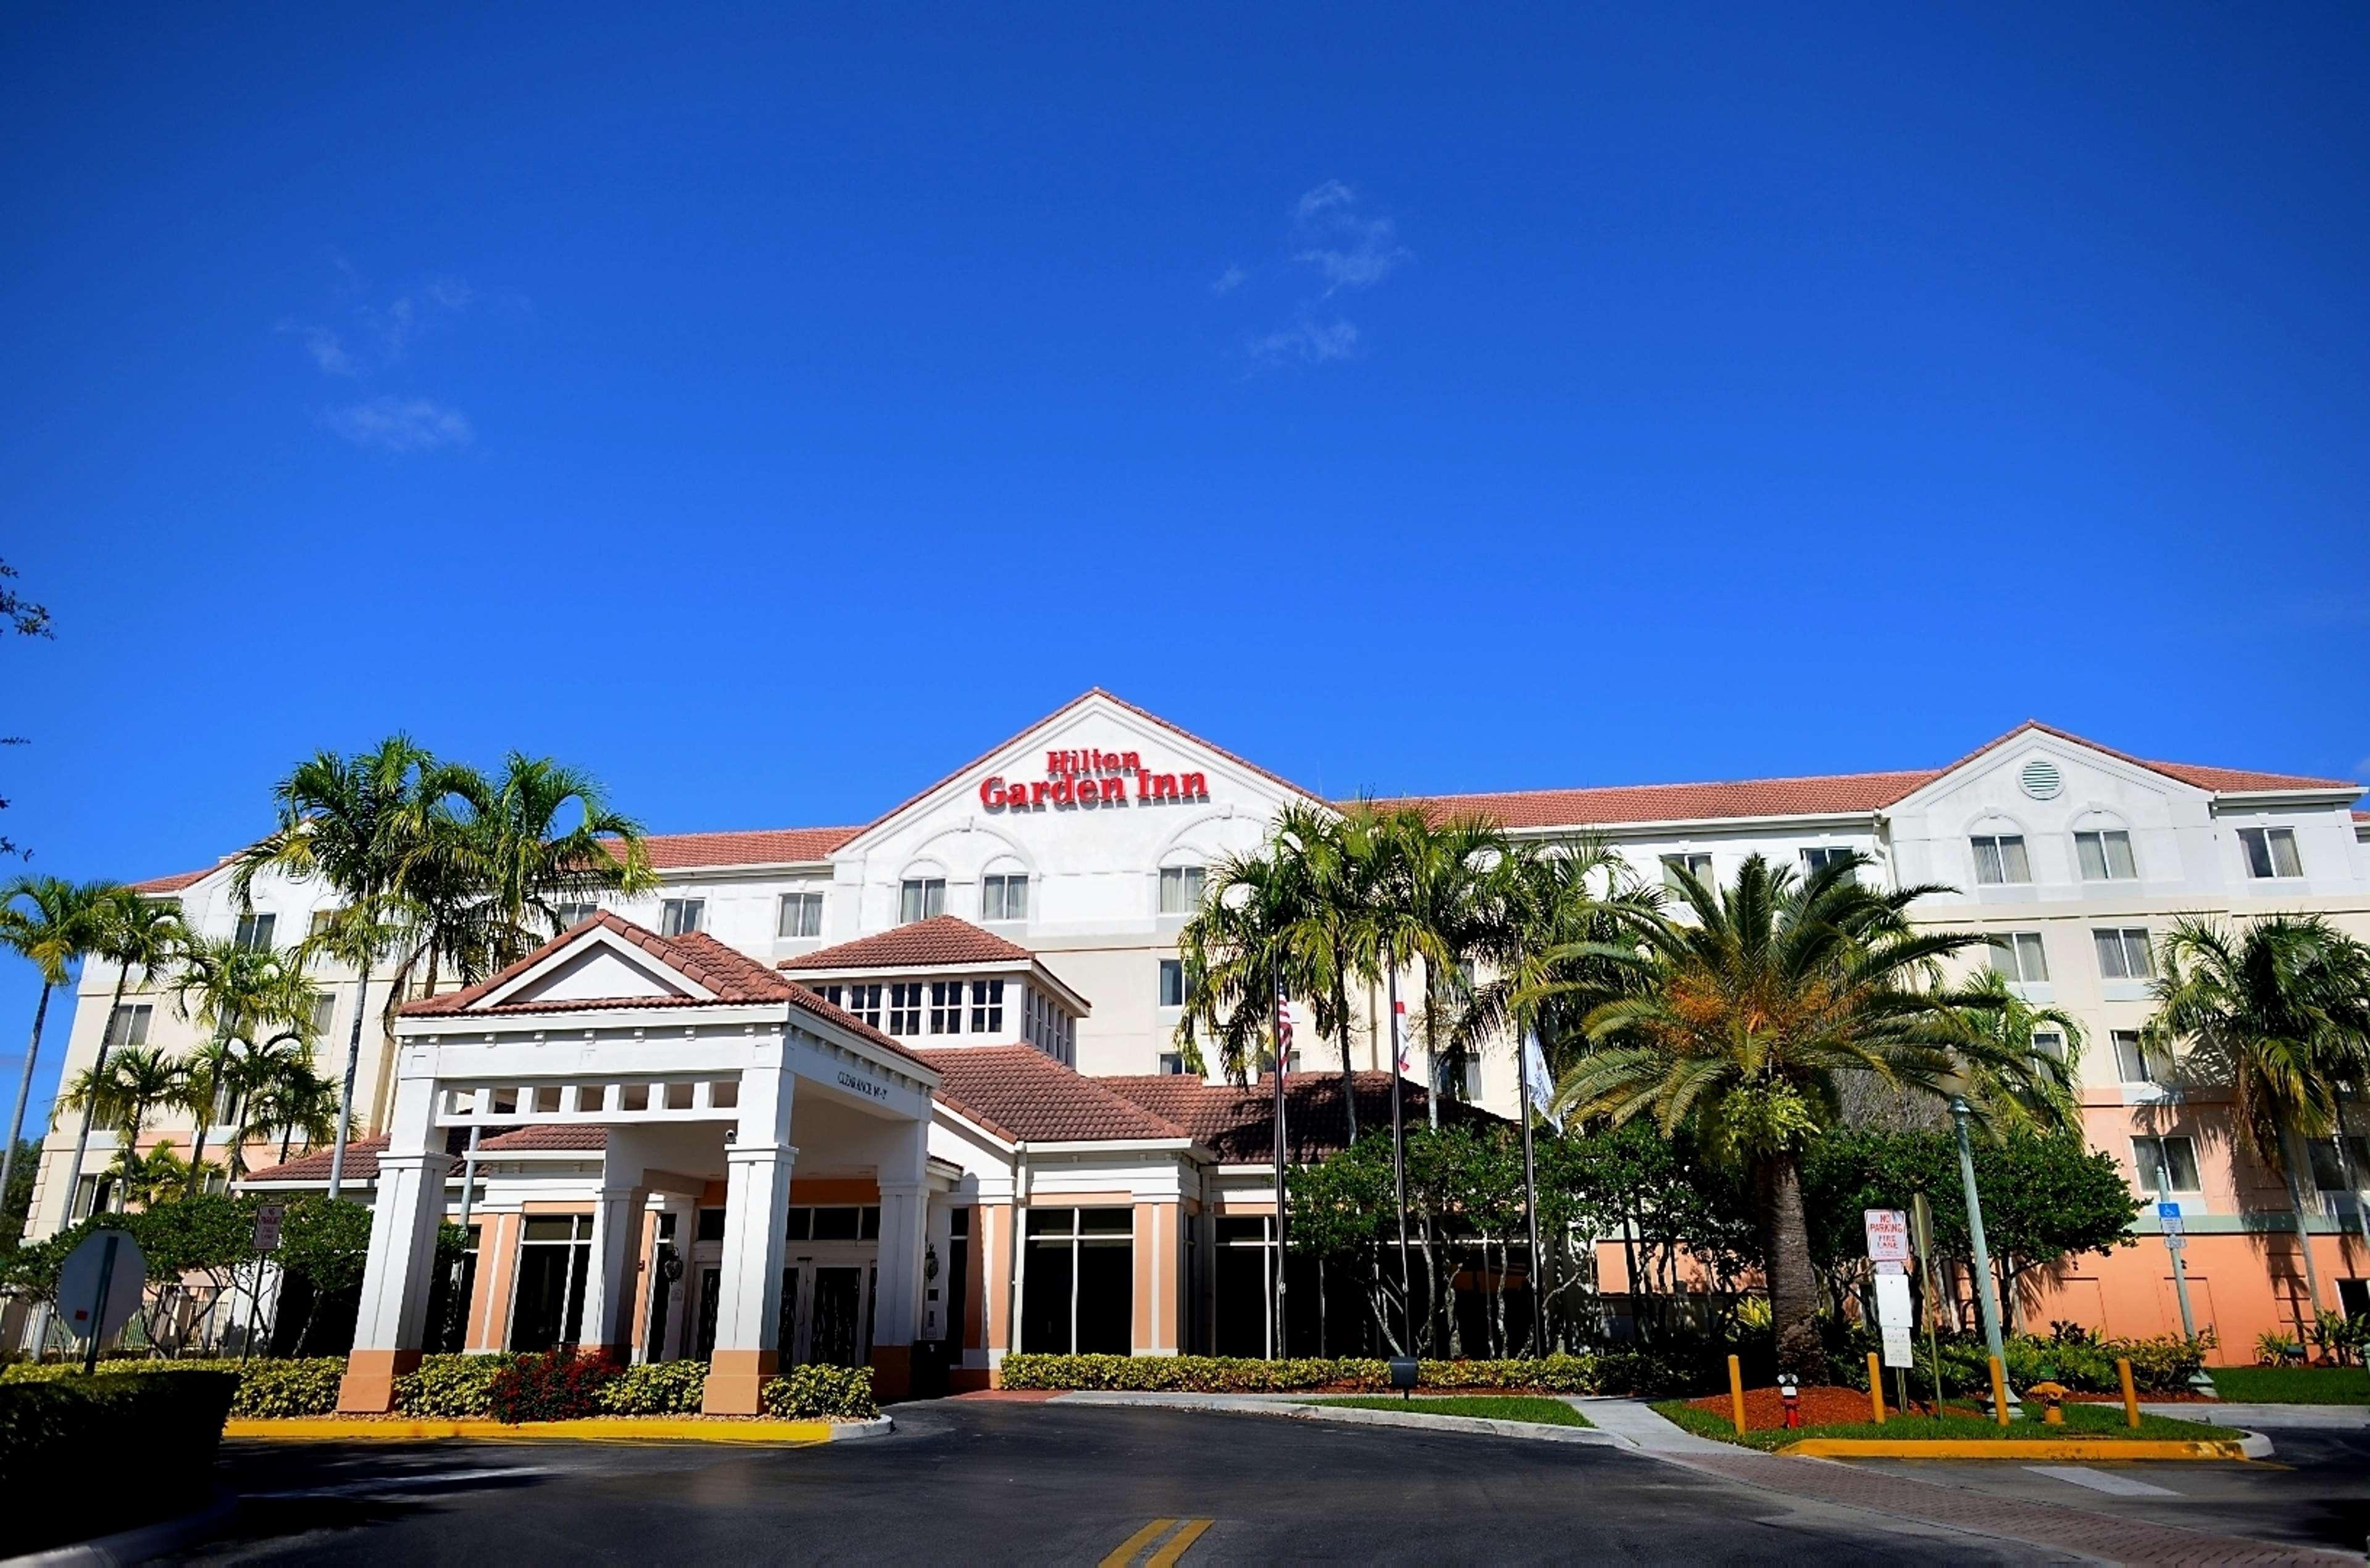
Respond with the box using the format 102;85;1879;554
223;1417;835;1445
1780;1438;2250;1461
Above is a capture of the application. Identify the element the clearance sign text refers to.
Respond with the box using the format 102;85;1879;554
979;748;1211;811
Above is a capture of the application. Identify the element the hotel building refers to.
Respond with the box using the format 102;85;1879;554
19;690;2369;1400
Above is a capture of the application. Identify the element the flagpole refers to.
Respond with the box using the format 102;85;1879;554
1519;1031;1546;1359
1271;961;1290;1361
1386;967;1412;1356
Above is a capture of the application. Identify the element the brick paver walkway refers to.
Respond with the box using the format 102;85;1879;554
1671;1449;2350;1566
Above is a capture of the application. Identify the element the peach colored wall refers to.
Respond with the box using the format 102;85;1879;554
962;1207;986;1353
979;1203;1013;1364
627;1209;659;1356
467;1212;519;1351
2016;1230;2368;1364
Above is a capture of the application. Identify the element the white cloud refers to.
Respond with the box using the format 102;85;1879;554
283;269;477;376
1290;180;1411;294
1211;264;1248;296
1248;316;1359;366
324;397;474;453
276;320;358;376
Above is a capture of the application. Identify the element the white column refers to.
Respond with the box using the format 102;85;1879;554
340;1046;452;1411
578;1131;649;1359
868;1116;930;1399
703;1054;795;1414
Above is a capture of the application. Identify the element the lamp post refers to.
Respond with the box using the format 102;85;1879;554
1950;1096;2019;1417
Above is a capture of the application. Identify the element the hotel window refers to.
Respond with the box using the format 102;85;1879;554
309;992;337;1038
1158;865;1204;916
551;902;599;932
104;1004;152;1051
2111;1029;2164;1085
841;983;882;1027
307;907;340;940
1158;959;1189;1009
2074;829;2138;882
2131;1135;2201;1195
970;979;1004;1033
1985;932;2050;983
928;982;964;1035
1969;835;2030;886
1801;846;1857;879
1020;1207;1133;1356
234;912;277;951
509;1214;593;1353
1661;853;1714;891
660;898;704;936
888;983;924;1035
899;878;945;924
980;874;1029;922
1158;1051;1187;1076
2238;827;2303;880
2030;1028;2067;1063
2306;1136;2370;1192
777;892;824;938
2094;927;2154;982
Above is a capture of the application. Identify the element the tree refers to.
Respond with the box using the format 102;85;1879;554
0;876;123;1236
62;1044;185;1204
56;891;185;1224
451;753;656;975
2147;915;2370;1318
167;935;317;1190
1366;807;1509;1119
1;1136;33;1255
1543;851;2018;1378
1173;833;1317;1084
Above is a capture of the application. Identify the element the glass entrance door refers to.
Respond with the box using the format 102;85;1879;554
782;1257;875;1367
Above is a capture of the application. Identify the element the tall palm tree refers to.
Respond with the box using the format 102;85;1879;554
247;1046;341;1165
1366;808;1508;1123
169;935;317;1192
1274;803;1371;1141
0;877;123;1232
1545;852;2009;1378
2147;915;2370;1319
56;891;185;1221
452;753;656;975
1174;838;1317;1085
1463;837;1661;1080
233;735;463;1199
59;1044;185;1209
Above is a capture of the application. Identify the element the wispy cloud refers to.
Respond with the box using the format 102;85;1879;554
1216;181;1410;370
278;320;359;376
323;397;474;453
1248;316;1359;365
1211;264;1248;296
1290;180;1411;293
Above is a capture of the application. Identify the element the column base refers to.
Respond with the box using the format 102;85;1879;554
868;1343;912;1403
702;1349;778;1416
338;1348;424;1413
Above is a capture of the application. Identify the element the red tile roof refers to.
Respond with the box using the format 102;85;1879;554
912;1045;1190;1145
779;915;1035;972
242;1135;388;1184
1098;1072;1500;1163
481;1125;609;1152
622;826;854;869
130;867;214;893
1930;720;2356;796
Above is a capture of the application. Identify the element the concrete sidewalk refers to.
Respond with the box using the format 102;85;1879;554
2141;1401;2366;1428
1052;1390;1624;1446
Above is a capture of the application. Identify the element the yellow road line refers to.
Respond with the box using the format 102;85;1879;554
1099;1518;1178;1567
1145;1519;1214;1567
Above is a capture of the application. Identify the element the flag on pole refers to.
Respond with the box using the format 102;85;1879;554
1391;999;1411;1076
1274;986;1294;1080
1522;1030;1563;1135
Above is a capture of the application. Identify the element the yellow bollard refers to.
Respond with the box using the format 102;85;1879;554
1728;1354;1747;1436
1867;1352;1885;1425
2118;1356;2139;1428
1988;1354;2011;1428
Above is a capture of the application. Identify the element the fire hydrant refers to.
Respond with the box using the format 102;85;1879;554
2028;1382;2068;1425
1777;1373;1802;1430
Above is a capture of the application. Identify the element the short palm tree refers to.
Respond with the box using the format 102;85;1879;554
1174;836;1317;1085
2147;915;2370;1318
1366;807;1508;1122
453;753;657;974
169;935;318;1191
1546;852;2009;1377
107;1138;205;1209
0;877;124;1230
56;891;185;1220
59;1044;185;1209
1464;836;1661;1082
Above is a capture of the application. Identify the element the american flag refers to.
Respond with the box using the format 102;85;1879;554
1274;985;1293;1078
1392;999;1411;1075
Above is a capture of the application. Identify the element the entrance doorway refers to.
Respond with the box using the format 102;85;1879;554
780;1258;877;1367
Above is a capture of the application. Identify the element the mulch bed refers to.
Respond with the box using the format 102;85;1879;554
1687;1384;1974;1431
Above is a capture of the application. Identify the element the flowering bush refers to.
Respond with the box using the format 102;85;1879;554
759;1365;878;1419
995;1354;1608;1395
485;1351;622;1423
596;1359;710;1416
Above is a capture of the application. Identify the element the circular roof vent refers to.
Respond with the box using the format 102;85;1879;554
2020;758;2064;800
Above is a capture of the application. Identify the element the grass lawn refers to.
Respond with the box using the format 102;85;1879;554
1301;1395;1592;1427
1651;1398;2241;1452
2203;1366;2369;1405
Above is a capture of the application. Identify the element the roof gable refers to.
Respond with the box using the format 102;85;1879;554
909;1045;1190;1145
779;915;1033;972
403;911;800;1016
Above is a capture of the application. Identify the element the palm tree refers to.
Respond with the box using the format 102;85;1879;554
248;1047;341;1166
452;753;657;975
1464;837;1661;1080
169;935;318;1191
107;1138;205;1210
2147;915;2370;1321
1545;852;2011;1378
56;891;185;1222
0;877;123;1233
1174;837;1317;1085
1366;808;1508;1124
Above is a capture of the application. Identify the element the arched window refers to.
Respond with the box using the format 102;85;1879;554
980;859;1029;923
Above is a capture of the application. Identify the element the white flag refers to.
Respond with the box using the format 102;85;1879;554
1392;999;1412;1076
1522;1030;1563;1134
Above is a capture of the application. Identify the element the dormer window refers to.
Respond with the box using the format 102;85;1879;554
660;899;704;936
2238;827;2303;880
899;878;945;924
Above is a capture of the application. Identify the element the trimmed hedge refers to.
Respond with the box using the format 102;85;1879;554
597;1359;709;1416
998;1354;1609;1395
760;1365;879;1420
0;1356;344;1417
394;1353;519;1417
0;1370;239;1555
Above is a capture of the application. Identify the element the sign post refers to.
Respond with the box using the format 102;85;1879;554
1865;1209;1916;1416
57;1228;146;1375
244;1204;285;1364
2153;1195;2217;1396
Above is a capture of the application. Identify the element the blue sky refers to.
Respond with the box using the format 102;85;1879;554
3;4;2366;1127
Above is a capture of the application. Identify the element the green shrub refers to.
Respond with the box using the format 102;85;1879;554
486;1351;620;1423
0;1356;343;1417
759;1365;879;1419
596;1359;709;1416
0;1370;238;1555
394;1354;517;1417
996;1354;1611;1395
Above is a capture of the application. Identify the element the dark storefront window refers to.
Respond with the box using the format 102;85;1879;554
1022;1207;1132;1354
509;1214;591;1353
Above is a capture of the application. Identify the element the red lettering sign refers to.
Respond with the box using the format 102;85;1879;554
982;748;1208;812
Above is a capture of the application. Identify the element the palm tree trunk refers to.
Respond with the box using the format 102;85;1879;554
61;967;133;1225
1332;967;1358;1148
327;965;375;1201
1422;968;1441;1128
0;983;54;1235
2276;1116;2327;1328
1760;1152;1824;1380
